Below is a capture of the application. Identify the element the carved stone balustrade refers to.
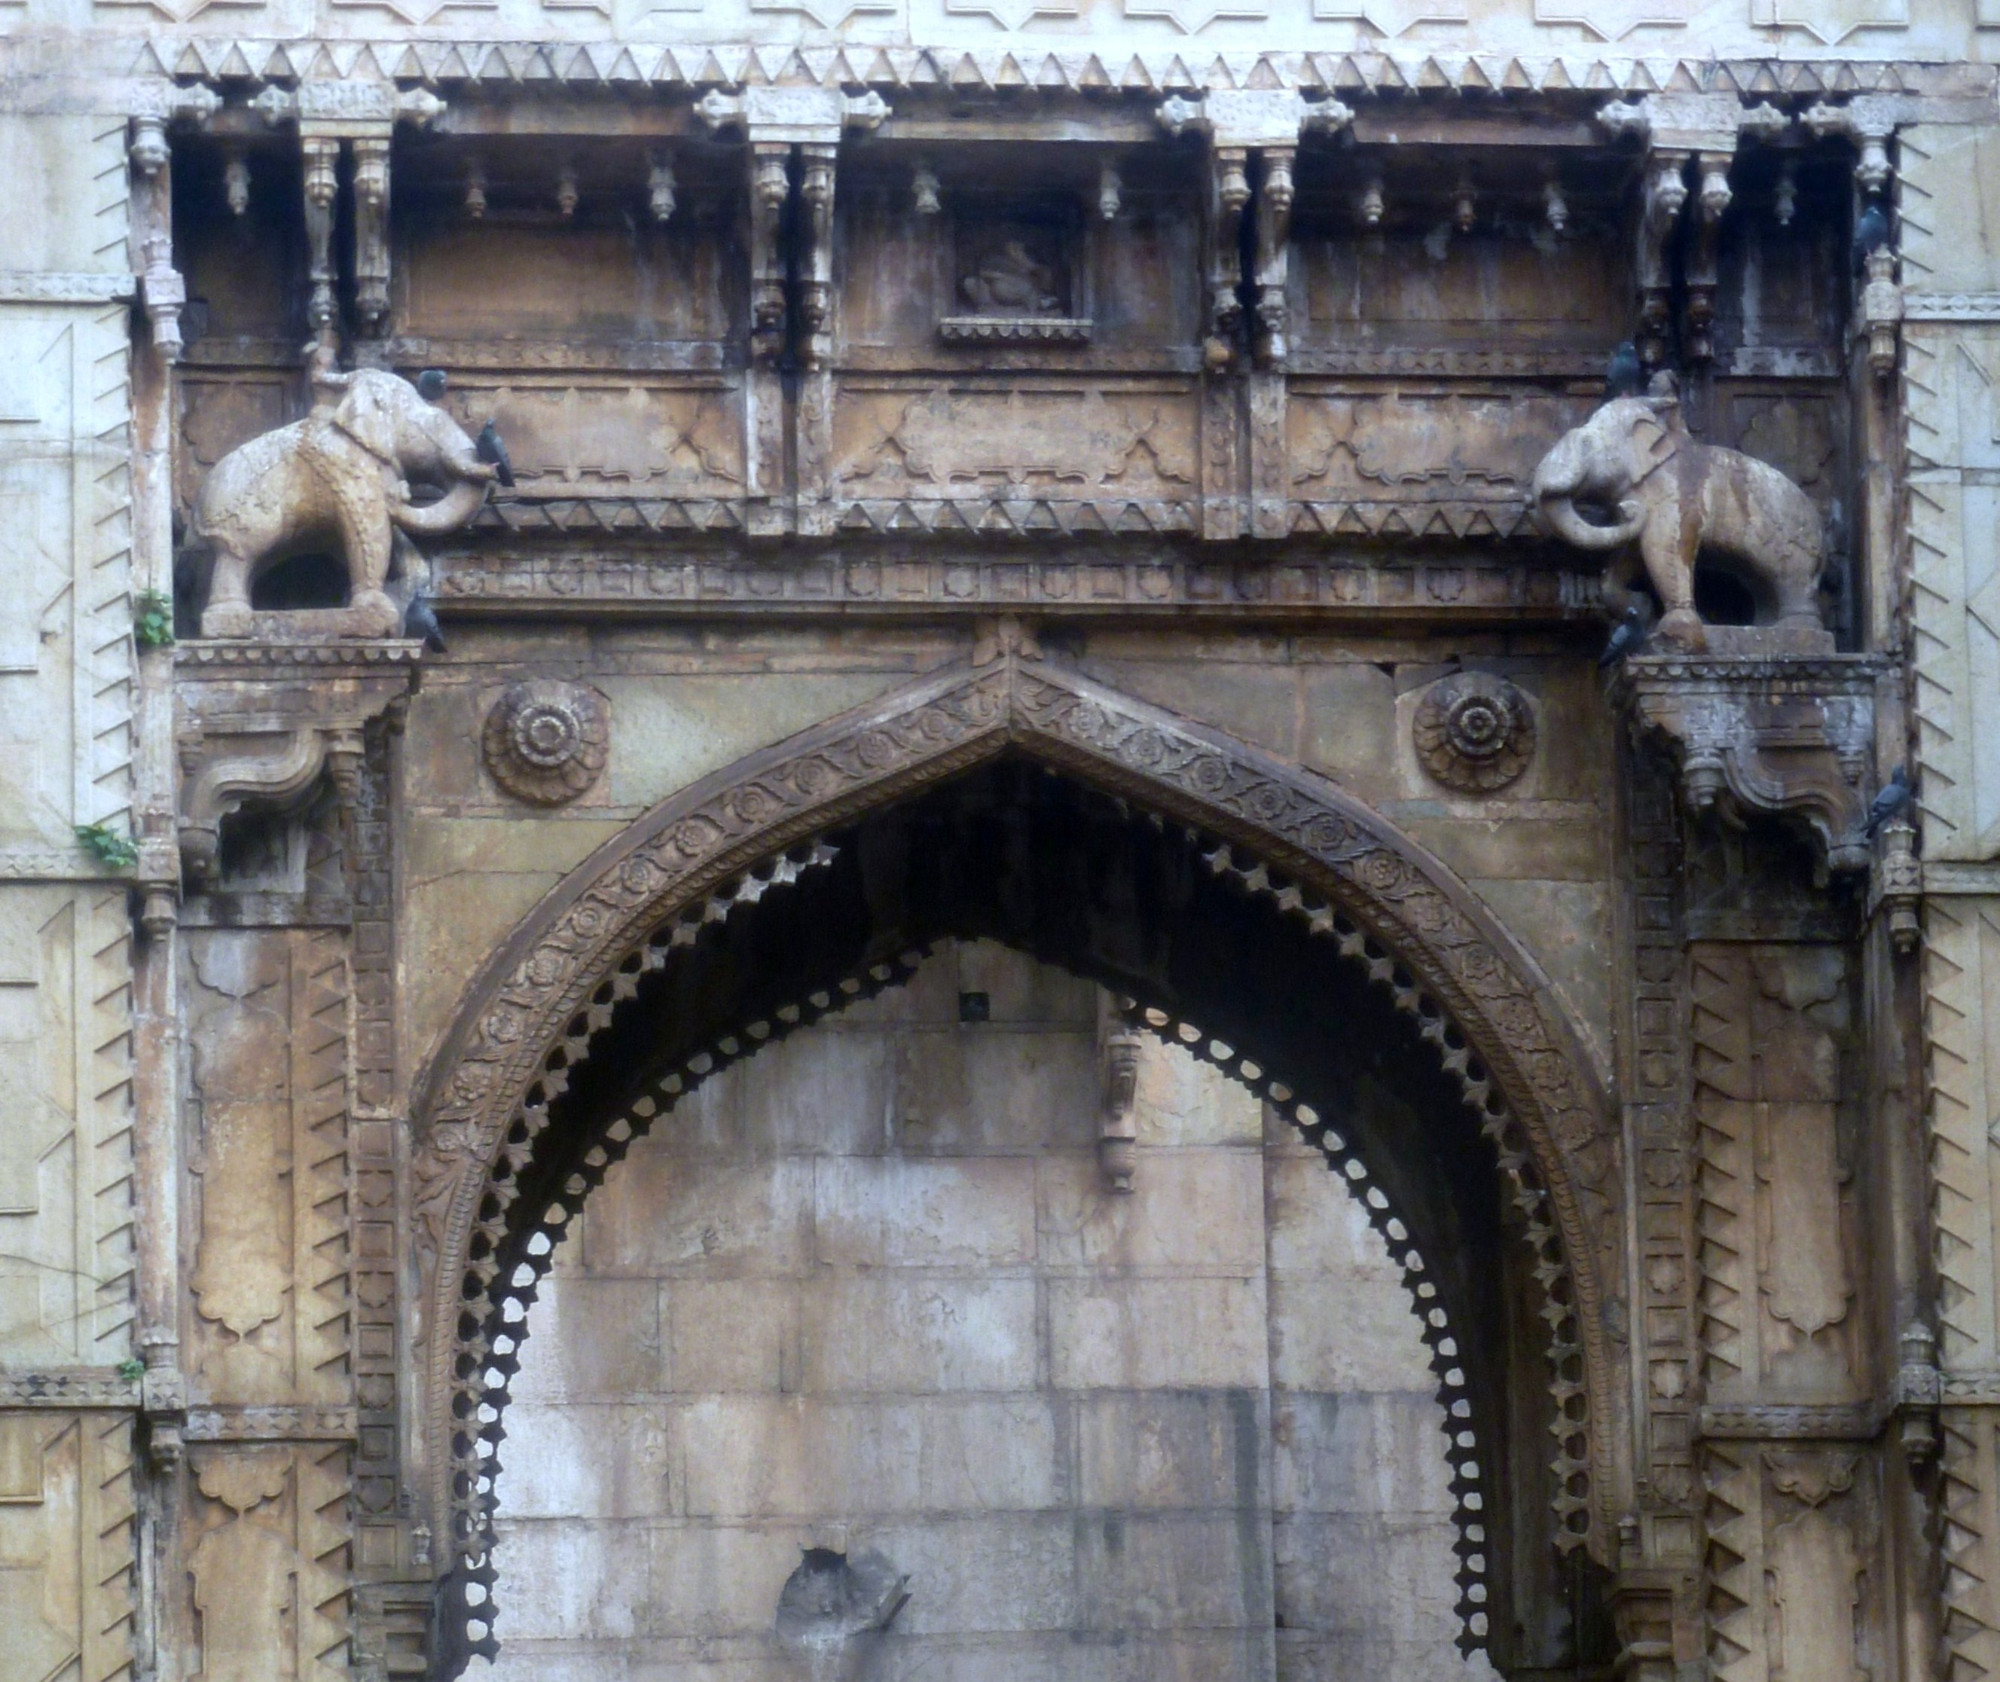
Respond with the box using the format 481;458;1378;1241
173;640;423;885
1611;654;1893;874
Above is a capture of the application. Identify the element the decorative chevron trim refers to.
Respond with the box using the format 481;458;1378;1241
129;38;1974;100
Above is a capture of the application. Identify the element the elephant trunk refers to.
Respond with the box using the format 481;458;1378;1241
1536;487;1645;551
389;477;488;536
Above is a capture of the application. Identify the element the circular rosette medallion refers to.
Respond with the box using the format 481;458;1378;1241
483;680;610;806
1412;672;1536;794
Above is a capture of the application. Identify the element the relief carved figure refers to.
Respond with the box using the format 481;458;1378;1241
962;239;1060;315
191;355;499;639
1530;388;1827;649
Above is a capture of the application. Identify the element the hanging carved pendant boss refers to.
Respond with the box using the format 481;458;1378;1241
1414;672;1536;793
483;680;610;805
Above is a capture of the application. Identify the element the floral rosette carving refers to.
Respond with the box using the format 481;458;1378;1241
483;680;610;805
1414;672;1536;793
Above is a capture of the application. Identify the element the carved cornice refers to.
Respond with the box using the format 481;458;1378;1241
127;41;1987;103
173;638;423;883
1613;653;1893;873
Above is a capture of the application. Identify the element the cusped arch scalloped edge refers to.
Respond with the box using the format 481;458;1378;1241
411;650;1627;1572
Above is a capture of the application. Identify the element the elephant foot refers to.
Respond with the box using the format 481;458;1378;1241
201;600;254;640
1655;608;1708;652
348;589;404;638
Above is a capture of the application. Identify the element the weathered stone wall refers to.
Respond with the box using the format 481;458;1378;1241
478;941;1483;1681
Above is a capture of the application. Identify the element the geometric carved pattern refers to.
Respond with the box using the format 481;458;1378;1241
413;648;1621;1588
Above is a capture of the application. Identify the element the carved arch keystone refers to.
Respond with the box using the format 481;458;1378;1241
412;646;1627;1577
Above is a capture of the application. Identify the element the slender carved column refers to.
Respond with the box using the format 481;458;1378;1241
1598;94;1787;370
352;135;391;338
698;88;887;539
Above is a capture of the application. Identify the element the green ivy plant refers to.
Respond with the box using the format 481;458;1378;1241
133;589;175;650
115;1356;146;1384
75;823;140;870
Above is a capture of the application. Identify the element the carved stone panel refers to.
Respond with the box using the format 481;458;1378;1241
1703;1444;1880;1682
1693;943;1863;1410
437;377;743;501
183;929;351;1408
0;1412;134;1682
0;885;133;1367
0;299;134;870
1287;387;1592;537
830;378;1199;527
185;1446;348;1682
1909;326;2000;860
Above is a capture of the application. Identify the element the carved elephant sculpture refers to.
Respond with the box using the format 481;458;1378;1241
1530;393;1826;649
192;366;496;638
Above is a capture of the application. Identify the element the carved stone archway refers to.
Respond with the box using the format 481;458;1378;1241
410;641;1628;1651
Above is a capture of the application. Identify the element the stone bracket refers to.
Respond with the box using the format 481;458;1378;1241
1158;90;1349;372
1613;654;1890;873
173;640;422;887
1598;94;1787;367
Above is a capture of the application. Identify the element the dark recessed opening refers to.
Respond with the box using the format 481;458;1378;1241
252;550;349;611
957;991;991;1023
1692;559;1761;626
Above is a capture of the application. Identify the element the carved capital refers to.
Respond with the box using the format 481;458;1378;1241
173;640;422;885
1614;655;1888;873
1804;96;1914;197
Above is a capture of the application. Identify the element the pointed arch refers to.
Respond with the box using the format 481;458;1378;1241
409;647;1628;1620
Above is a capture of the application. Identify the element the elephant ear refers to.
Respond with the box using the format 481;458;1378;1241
331;375;401;465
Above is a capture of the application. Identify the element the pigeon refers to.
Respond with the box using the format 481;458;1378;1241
416;368;448;402
1598;602;1650;669
1605;340;1647;399
1852;202;1891;273
1862;764;1911;838
403;588;447;653
476;420;515;488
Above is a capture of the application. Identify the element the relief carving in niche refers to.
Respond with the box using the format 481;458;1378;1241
1694;943;1858;1404
185;932;350;1405
1764;1450;1867;1682
1412;672;1535;793
188;1448;348;1682
942;208;1090;345
482;680;609;805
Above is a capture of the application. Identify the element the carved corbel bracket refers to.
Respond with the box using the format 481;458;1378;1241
1158;91;1350;370
1613;655;1889;874
1870;818;1921;953
1097;1000;1142;1194
252;82;445;336
1803;96;1912;199
1599;95;1787;367
697;88;889;369
133;1323;186;1471
173;640;421;887
129;82;221;177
